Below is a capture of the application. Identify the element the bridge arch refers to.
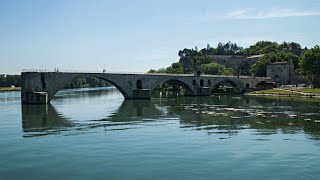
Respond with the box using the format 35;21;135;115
211;78;244;94
46;74;131;102
150;78;195;96
92;76;130;98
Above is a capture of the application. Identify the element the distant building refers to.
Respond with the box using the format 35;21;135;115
266;60;294;86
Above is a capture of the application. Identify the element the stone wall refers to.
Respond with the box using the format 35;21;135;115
266;62;292;86
209;55;263;75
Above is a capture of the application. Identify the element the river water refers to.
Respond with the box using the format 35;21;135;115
1;87;320;179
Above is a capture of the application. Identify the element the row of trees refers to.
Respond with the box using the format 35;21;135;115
64;77;111;88
0;75;21;87
149;61;234;76
178;41;303;57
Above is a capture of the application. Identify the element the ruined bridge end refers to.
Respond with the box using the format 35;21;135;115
21;72;88;104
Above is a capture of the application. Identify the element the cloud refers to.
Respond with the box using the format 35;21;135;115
227;8;320;19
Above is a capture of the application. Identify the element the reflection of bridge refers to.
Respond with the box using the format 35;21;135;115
22;96;320;138
21;70;269;103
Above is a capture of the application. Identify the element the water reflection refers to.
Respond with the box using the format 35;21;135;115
22;90;320;140
171;96;320;139
22;99;166;137
22;104;74;137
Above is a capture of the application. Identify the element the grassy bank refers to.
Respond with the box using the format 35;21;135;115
0;87;20;91
290;88;320;94
248;88;320;97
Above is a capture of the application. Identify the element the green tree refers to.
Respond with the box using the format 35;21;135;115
87;77;99;87
0;74;6;87
279;41;302;56
166;62;183;74
178;48;199;57
148;68;167;74
202;63;234;75
65;77;86;88
244;41;279;55
191;55;211;65
300;45;320;87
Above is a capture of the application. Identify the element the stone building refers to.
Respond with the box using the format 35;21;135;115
266;60;294;86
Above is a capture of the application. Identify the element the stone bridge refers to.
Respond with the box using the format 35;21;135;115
21;70;270;104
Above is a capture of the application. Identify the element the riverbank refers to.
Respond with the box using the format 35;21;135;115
0;87;21;92
247;88;320;98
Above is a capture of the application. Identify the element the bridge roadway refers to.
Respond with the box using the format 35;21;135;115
21;70;270;104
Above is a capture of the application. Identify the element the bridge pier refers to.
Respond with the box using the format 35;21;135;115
131;89;151;99
196;87;211;96
22;92;48;104
21;72;49;104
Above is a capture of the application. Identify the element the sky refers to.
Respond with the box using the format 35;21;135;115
1;0;320;74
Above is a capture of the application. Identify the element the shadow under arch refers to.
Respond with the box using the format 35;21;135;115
150;78;195;96
21;99;164;137
91;76;129;98
48;75;130;102
211;79;244;94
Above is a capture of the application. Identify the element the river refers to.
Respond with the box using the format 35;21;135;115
1;87;320;179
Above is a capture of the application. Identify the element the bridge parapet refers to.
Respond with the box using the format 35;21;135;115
22;69;270;79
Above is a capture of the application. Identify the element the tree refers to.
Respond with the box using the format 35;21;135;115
166;62;183;74
87;77;99;87
238;61;252;76
300;45;320;87
0;74;6;87
65;77;86;88
279;41;302;56
244;41;279;55
191;55;211;65
178;48;198;57
202;63;234;75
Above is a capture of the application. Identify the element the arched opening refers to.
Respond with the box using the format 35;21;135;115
136;79;142;89
208;80;211;86
63;76;113;89
193;79;196;86
200;79;204;87
151;79;195;97
254;81;276;90
246;83;250;89
211;80;242;94
49;75;129;102
197;71;201;76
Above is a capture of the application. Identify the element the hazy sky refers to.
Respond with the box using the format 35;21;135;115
1;0;320;74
